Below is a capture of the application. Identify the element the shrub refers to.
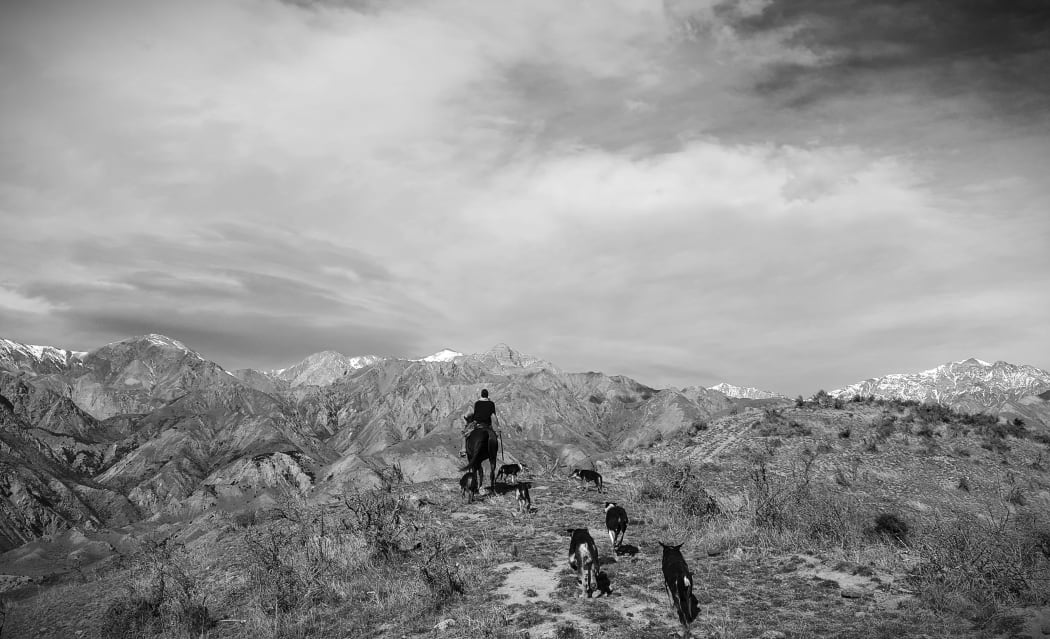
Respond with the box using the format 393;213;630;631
634;462;723;528
912;512;1050;624
915;402;953;423
100;537;212;638
812;389;833;408
342;488;412;559
872;513;909;544
874;415;897;440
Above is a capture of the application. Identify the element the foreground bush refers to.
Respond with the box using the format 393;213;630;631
100;537;211;639
911;510;1050;627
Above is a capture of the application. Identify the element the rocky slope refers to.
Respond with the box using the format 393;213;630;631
0;336;733;541
272;350;385;387
3;333;1047;551
831;358;1050;413
0;388;139;551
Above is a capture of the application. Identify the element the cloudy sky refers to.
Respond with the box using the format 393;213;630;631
1;0;1048;395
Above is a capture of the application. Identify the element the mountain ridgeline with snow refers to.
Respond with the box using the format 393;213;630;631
706;382;786;400
1;333;1049;555
0;334;732;550
831;357;1050;413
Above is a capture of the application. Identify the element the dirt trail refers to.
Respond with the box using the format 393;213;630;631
439;469;965;639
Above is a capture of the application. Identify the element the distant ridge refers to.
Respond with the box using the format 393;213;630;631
708;382;785;400
831;358;1050;413
0;337;87;374
273;351;384;387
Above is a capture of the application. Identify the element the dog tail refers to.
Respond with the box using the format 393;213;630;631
672;573;700;624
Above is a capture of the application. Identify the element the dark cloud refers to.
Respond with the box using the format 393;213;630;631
722;0;1050;113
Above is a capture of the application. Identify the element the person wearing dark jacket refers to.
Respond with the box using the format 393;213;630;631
470;388;497;428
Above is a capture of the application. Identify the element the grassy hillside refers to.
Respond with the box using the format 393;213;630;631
3;399;1049;638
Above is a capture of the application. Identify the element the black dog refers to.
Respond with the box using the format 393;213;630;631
604;502;628;547
516;483;531;513
459;470;479;503
567;528;600;598
496;463;526;482
570;468;603;492
659;542;700;637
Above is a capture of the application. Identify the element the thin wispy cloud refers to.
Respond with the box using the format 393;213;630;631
1;0;1047;394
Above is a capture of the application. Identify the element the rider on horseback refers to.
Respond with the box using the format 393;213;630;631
463;388;498;435
461;389;501;488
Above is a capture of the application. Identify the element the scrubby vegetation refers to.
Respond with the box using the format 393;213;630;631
7;395;1050;638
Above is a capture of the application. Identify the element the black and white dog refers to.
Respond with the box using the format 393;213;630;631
570;468;603;492
604;502;629;547
567;528;600;598
516;483;531;513
496;463;527;482
659;542;700;637
459;470;479;503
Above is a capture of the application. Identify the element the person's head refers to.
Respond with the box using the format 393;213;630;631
481;388;489;398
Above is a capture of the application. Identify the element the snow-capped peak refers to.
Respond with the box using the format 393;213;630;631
831;358;1050;411
421;349;463;363
0;337;84;371
708;382;784;400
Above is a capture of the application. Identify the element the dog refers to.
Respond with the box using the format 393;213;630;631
604;502;628;547
567;528;600;598
659;542;700;637
496;463;526;482
516;483;531;513
570;468;603;492
459;470;479;503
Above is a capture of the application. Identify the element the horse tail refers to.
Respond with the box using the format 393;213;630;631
460;437;487;473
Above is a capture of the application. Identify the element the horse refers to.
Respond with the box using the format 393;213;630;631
460;425;499;490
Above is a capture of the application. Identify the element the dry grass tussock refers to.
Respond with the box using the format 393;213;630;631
628;401;1050;636
97;478;495;639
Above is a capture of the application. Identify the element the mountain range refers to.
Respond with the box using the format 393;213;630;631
831;357;1050;413
1;334;1048;552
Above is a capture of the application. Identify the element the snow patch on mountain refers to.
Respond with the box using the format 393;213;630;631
419;349;463;362
0;337;85;372
832;358;1050;412
708;382;785;400
96;334;204;360
274;351;384;387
